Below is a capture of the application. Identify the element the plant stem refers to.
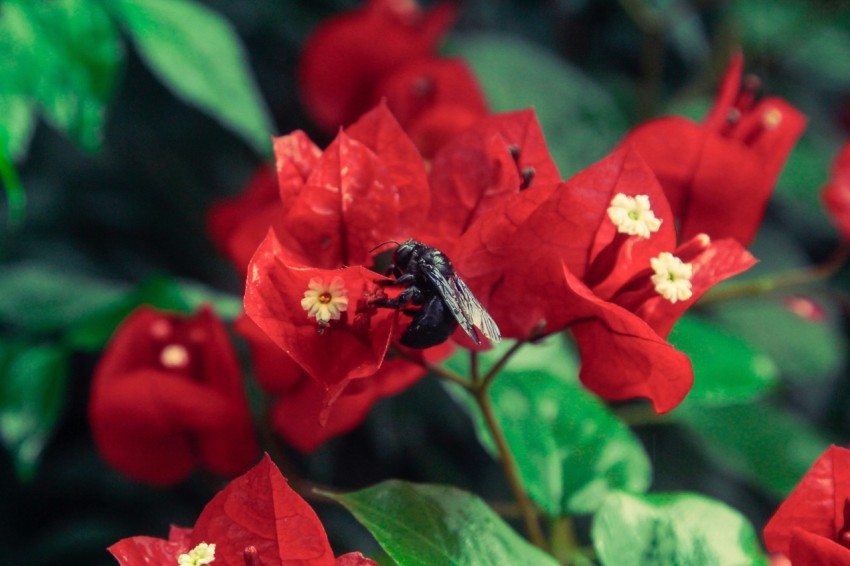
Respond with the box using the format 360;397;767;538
698;245;850;306
475;385;548;550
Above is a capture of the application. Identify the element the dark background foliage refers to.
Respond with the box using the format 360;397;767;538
2;0;850;564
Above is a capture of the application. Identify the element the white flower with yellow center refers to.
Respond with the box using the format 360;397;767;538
651;252;693;303
177;542;216;566
607;193;662;239
301;276;349;323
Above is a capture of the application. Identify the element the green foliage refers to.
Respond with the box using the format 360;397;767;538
669;314;777;407
101;0;274;155
0;341;69;481
443;338;651;516
447;33;628;178
592;491;769;566
327;480;559;566
676;400;832;497
0;0;123;154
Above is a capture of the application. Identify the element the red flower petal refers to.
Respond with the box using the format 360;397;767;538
788;528;850;566
244;231;396;400
822;141;850;241
235;315;424;453
623;235;757;338
274;130;323;212
624;54;805;246
560;263;694;413
427;109;561;238
278;106;429;268
298;0;458;131
764;445;850;557
375;56;487;125
89;307;257;485
191;455;336;565
336;552;380;566
108;536;187;566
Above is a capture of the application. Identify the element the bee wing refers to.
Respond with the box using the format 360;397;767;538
419;262;501;345
452;276;502;344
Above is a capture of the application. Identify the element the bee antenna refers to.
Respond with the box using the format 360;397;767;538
369;240;400;254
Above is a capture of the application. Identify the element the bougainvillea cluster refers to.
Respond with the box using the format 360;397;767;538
88;2;827;563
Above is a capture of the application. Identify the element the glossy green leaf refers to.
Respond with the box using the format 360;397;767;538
592;491;769;566
447;33;628;177
675;401;833;497
327;480;559;566
443;337;651;516
0;342;69;481
104;0;273;154
0;0;123;152
668;314;777;407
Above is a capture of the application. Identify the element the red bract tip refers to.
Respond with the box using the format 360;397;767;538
622;53;806;247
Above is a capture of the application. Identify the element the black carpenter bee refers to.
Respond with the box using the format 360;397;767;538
370;239;501;349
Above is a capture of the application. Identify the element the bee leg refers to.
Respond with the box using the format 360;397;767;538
375;273;416;287
370;286;423;309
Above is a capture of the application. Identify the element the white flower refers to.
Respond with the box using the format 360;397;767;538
651;252;693;303
301;276;349;323
607;193;662;239
178;542;216;566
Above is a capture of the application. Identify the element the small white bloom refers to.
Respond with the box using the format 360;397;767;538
301;276;349;323
178;542;216;566
651;252;693;303
607;193;662;239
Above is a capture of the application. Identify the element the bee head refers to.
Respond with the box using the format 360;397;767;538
393;239;418;266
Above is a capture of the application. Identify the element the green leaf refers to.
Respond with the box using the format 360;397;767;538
0;262;129;335
668;314;777;407
443;337;651;516
0;95;37;160
592;491;769;566
447;33;628;177
327;480;559;566
0;342;69;481
66;274;241;351
675;401;833;497
103;0;273;154
0;141;26;228
0;0;123;152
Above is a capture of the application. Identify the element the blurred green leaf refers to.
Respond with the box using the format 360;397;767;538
730;0;807;54
326;480;559;566
67;274;242;351
447;33;628;178
591;491;769;566
443;337;651;516
0;0;123;152
0;341;69;481
668;314;777;407
103;0;274;154
675;401;833;497
0;262;128;336
706;297;844;384
0;142;26;228
0;95;36;161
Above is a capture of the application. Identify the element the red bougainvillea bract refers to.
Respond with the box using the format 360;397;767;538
622;53;806;247
108;455;377;565
764;445;850;564
88;306;258;486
